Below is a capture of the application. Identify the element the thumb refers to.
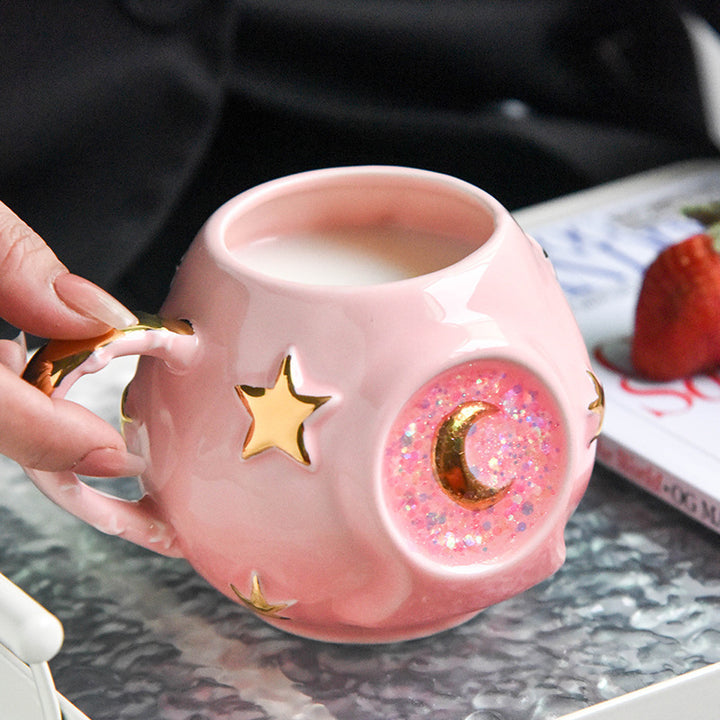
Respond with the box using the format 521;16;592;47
0;201;136;338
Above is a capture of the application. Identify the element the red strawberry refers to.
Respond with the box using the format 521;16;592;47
631;233;720;381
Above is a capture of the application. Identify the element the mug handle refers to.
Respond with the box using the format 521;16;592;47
21;312;198;558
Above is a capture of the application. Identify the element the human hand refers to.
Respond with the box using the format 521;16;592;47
0;201;146;477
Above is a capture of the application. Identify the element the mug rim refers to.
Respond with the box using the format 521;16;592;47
204;165;511;294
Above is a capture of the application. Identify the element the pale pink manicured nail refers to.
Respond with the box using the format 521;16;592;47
54;273;137;329
0;332;27;374
13;331;27;354
72;447;146;477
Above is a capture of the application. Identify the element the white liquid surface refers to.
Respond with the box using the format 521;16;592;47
239;227;474;286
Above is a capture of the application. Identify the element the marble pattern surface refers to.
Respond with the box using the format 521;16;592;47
1;357;719;719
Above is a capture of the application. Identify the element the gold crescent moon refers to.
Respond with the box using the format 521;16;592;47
432;400;508;510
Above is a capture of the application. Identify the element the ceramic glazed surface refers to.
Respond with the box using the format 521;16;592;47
24;167;600;642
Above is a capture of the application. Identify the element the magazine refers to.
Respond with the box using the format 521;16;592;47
514;159;720;533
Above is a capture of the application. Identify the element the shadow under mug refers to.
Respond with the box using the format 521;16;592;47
23;166;602;643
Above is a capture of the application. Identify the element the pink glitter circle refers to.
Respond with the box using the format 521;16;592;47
381;359;567;566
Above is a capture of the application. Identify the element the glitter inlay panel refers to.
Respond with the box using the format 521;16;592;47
382;360;568;565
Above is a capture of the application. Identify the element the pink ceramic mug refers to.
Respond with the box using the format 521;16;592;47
23;167;602;642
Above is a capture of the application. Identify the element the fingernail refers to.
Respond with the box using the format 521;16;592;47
12;331;27;354
72;447;146;477
1;332;27;374
54;273;137;329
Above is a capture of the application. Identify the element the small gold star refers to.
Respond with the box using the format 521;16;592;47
587;370;605;444
235;355;330;465
231;573;293;620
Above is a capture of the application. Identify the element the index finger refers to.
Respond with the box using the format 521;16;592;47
0;202;134;338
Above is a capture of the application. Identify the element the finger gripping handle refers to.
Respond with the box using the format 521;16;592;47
21;313;196;558
23;312;195;396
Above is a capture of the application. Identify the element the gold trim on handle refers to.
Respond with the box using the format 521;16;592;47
22;312;193;396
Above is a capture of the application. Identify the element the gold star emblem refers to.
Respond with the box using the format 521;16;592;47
587;370;605;444
235;355;330;465
230;573;293;620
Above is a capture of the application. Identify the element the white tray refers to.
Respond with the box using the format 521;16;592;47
558;662;720;720
0;573;90;720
